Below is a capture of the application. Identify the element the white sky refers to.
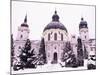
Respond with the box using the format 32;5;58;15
12;1;95;40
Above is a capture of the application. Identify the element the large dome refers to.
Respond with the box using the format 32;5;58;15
43;10;67;32
43;21;67;32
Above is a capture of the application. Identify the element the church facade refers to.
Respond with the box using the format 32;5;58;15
13;10;95;65
43;11;68;64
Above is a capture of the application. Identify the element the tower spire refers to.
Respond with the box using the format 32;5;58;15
24;14;27;23
55;9;57;14
81;17;84;21
21;14;29;27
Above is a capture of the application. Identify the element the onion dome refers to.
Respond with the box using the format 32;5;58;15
43;10;67;32
79;17;88;29
21;15;29;27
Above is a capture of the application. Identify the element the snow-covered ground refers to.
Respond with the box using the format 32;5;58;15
12;60;88;74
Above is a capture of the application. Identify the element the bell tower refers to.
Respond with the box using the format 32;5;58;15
79;17;89;41
79;17;89;59
16;15;30;41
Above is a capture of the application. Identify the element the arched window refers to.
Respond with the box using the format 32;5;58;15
54;33;57;40
61;33;63;41
85;35;86;39
20;35;23;38
48;33;50;41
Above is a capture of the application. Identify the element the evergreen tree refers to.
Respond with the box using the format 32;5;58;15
39;37;47;64
77;37;84;66
11;34;14;66
62;42;72;61
84;45;88;59
62;42;77;67
20;39;37;68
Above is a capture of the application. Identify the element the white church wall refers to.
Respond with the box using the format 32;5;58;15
45;41;66;63
43;29;68;42
16;26;29;41
43;28;68;63
79;28;89;42
89;39;96;56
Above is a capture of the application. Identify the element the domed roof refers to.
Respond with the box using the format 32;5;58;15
43;10;67;32
21;15;29;27
44;21;67;32
52;10;59;21
21;23;29;27
79;17;88;29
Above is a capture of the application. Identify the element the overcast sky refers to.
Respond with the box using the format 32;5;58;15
12;1;95;40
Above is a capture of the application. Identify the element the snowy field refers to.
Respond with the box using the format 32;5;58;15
12;60;88;74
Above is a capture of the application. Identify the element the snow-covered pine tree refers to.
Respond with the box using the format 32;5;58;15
62;42;72;61
77;37;84;66
13;47;24;71
39;37;47;64
19;39;37;68
62;42;77;67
